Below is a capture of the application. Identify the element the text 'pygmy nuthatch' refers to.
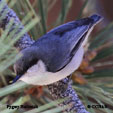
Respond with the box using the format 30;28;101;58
13;14;102;85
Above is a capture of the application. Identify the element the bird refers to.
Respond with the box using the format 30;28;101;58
13;14;102;85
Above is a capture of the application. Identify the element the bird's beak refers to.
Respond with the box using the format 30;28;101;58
12;75;21;84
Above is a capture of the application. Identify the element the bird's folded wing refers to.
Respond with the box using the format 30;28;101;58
32;15;102;72
32;25;90;72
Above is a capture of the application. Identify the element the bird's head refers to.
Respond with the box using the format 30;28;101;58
13;46;39;83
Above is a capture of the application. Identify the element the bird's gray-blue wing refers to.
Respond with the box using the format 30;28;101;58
32;14;102;72
33;26;88;72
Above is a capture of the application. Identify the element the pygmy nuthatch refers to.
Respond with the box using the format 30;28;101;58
13;14;102;85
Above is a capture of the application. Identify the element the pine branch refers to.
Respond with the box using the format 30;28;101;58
48;77;89;113
0;0;34;50
0;0;89;112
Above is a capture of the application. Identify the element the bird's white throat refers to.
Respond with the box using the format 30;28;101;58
19;47;84;85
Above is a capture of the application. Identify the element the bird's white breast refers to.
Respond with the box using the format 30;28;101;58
19;47;84;85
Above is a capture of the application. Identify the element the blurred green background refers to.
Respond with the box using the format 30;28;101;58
0;0;113;113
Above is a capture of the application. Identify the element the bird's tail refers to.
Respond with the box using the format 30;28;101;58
90;14;103;25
